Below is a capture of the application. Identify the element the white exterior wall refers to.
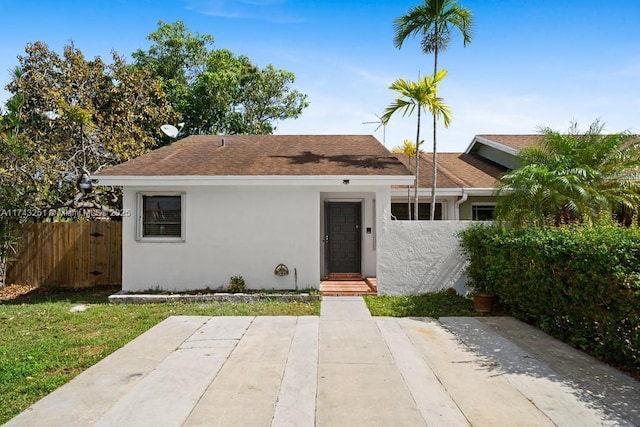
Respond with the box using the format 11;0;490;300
122;186;320;292
377;219;474;295
120;184;391;292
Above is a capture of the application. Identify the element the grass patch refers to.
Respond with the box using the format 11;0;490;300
0;286;319;424
364;291;476;318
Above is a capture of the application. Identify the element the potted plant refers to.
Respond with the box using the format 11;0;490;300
459;225;498;313
464;265;496;313
467;264;500;313
471;291;495;313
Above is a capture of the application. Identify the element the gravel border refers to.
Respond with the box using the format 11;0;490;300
108;292;321;304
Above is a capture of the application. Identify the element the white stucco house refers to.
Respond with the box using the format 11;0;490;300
94;134;413;292
390;134;542;221
380;134;541;295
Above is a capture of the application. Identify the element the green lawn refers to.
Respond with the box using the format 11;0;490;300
364;291;476;317
0;287;320;424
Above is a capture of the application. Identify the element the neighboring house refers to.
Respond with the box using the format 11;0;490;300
94;135;413;292
390;134;541;220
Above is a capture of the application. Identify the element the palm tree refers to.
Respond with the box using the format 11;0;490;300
392;139;419;219
393;0;474;220
496;120;640;227
382;71;452;220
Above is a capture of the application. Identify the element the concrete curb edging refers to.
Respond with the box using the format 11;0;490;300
108;292;321;304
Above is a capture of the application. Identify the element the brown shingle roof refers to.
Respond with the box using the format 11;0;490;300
96;135;411;177
476;134;544;151
392;152;507;189
476;134;640;151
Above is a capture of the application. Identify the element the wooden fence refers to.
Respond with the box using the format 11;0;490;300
7;222;122;288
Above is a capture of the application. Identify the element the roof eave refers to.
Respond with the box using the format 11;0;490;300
93;175;416;187
465;135;521;156
462;187;498;196
391;187;498;197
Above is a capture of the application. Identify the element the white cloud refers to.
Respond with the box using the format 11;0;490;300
182;0;305;23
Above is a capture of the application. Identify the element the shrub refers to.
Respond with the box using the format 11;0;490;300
458;224;510;295
228;275;246;293
459;224;640;377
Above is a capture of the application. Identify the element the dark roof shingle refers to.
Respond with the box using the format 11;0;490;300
392;152;507;189
476;134;544;151
97;135;411;177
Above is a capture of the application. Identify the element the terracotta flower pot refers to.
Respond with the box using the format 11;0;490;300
473;294;495;313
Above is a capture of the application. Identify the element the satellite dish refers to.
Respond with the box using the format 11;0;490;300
160;122;185;139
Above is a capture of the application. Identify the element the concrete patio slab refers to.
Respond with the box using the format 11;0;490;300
4;316;211;427
375;317;469;427
319;319;392;364
316;363;426;426
398;317;556;427
442;316;639;426
271;316;319;427
183;317;297;426
319;295;372;320
94;317;254;427
5;297;639;427
317;297;424;426
478;316;640;425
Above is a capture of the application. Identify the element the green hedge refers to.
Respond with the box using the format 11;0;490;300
460;224;640;376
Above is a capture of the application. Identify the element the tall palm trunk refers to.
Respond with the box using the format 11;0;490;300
430;21;439;221
414;107;421;220
407;156;412;219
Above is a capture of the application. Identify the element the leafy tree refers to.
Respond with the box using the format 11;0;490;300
495;121;640;227
393;0;474;220
0;69;26;287
132;20;212;120
133;21;309;135
238;64;309;134
382;71;451;220
2;41;176;220
392;139;420;219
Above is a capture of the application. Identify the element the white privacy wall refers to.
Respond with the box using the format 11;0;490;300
121;186;320;292
377;219;474;295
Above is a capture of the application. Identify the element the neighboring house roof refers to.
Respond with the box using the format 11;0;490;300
473;134;544;152
392;152;507;190
96;134;411;177
465;134;543;170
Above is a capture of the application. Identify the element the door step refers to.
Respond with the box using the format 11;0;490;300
320;277;377;296
326;273;362;281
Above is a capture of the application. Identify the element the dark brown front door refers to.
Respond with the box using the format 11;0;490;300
325;202;361;274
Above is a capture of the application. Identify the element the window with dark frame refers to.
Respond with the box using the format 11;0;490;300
471;205;495;220
142;195;182;237
391;202;442;220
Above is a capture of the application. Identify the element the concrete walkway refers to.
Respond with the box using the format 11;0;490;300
5;297;639;426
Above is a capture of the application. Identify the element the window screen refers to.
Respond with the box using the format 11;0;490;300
142;195;182;237
391;202;442;220
472;205;495;220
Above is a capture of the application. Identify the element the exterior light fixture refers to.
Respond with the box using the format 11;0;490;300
77;168;93;194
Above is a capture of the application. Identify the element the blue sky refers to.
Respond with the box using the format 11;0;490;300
1;0;638;151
